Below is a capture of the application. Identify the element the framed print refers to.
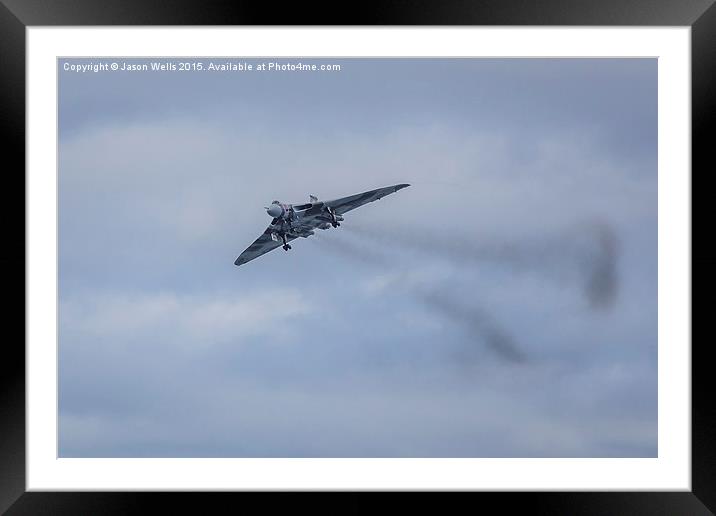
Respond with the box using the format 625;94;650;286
2;0;714;513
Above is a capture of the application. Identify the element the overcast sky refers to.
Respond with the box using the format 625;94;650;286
58;58;657;457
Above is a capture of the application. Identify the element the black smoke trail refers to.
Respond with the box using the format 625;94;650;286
419;288;526;364
343;220;620;310
312;234;526;363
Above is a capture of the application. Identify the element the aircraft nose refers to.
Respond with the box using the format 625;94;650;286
266;205;283;218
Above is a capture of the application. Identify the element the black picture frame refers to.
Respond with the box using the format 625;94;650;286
2;0;713;513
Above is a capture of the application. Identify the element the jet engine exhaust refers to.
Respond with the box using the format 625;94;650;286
343;220;620;311
312;235;525;364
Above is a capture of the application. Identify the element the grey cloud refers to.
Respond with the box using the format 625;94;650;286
58;58;657;458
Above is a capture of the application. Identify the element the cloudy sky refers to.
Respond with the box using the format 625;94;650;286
58;58;657;457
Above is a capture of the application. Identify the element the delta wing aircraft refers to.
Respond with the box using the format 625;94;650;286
234;184;410;266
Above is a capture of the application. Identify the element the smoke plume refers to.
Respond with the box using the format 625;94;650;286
312;234;525;363
343;220;619;310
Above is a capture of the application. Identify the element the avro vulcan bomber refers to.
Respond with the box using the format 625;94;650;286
235;184;410;266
